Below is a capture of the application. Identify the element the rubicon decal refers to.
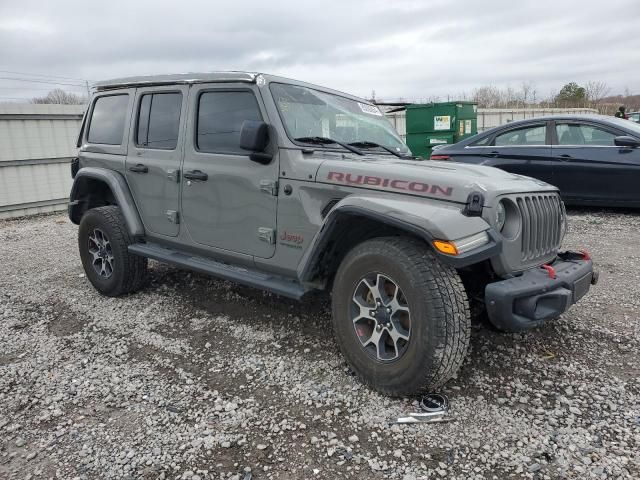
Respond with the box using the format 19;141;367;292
327;172;453;197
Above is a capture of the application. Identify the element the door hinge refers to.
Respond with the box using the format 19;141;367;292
258;227;275;244
166;210;180;224
166;169;180;182
260;179;278;196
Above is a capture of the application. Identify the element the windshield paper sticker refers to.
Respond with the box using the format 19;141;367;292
358;102;383;116
434;115;451;131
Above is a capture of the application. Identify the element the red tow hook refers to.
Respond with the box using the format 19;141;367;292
540;264;557;279
579;249;591;260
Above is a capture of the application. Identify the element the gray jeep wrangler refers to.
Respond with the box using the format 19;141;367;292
69;72;596;396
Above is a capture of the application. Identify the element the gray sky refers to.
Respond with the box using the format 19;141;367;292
1;0;638;102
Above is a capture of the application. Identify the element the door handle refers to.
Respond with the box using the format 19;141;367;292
482;151;500;158
557;154;572;161
128;163;148;173
183;170;208;181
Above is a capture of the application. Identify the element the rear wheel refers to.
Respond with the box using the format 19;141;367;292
78;206;147;296
331;237;470;396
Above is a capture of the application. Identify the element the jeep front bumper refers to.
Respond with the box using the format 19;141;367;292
485;251;597;332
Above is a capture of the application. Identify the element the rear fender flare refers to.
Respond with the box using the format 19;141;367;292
69;167;144;236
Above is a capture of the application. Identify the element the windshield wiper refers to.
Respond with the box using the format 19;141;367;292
348;141;410;158
294;136;364;156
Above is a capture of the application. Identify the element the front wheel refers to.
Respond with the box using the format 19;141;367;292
331;237;470;396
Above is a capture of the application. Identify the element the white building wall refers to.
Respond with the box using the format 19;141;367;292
0;104;84;219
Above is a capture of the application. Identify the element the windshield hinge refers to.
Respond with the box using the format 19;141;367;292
462;191;484;217
260;179;278;196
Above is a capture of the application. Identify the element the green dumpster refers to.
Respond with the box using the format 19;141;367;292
406;132;454;158
405;101;477;157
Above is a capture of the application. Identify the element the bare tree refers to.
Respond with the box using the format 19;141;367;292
472;86;501;108
31;88;86;105
520;82;536;106
585;81;610;106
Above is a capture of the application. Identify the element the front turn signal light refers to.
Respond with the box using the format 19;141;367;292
433;240;458;255
433;231;491;256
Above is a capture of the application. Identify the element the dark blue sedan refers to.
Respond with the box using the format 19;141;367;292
430;115;640;207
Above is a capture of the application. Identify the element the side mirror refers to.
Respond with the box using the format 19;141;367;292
614;135;640;148
240;120;272;164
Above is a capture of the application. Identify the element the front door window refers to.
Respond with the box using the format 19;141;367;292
555;123;616;146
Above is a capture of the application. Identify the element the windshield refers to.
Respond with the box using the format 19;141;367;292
608;116;640;135
270;82;409;154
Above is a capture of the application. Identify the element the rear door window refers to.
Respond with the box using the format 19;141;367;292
196;91;262;155
555;123;617;146
136;92;183;150
88;94;129;145
494;125;546;146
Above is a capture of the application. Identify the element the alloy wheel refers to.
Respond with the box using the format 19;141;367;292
88;228;114;279
351;273;411;362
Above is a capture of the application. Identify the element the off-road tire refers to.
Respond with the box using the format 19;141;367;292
331;236;470;396
78;206;147;296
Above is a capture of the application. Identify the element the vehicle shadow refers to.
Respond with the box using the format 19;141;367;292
149;262;581;398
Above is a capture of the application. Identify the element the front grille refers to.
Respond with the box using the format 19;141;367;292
515;194;564;262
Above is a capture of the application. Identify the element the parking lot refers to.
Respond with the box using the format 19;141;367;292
0;209;638;480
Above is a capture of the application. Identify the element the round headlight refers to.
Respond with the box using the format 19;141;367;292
495;201;506;231
559;201;568;239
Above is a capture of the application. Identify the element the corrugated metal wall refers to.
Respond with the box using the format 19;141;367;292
385;107;599;138
475;107;598;132
0;104;84;219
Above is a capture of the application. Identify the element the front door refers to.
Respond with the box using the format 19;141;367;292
551;121;640;204
126;86;188;237
181;85;279;258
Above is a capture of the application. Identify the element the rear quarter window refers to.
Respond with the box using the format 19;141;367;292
469;134;491;146
88;94;129;145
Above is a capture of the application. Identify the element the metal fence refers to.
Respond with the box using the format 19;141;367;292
0;104;84;219
385;107;599;139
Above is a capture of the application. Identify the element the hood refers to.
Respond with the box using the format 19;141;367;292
315;156;557;205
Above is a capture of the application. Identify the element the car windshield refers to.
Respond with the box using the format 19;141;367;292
270;82;409;154
608;116;640;135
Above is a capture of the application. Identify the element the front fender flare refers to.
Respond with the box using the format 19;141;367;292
69;167;144;236
297;195;501;284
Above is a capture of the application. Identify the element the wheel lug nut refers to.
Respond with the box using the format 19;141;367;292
370;311;376;317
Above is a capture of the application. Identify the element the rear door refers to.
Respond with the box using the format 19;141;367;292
551;121;640;204
180;84;279;258
125;86;188;237
487;122;554;183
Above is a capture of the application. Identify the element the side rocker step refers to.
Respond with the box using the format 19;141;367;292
128;242;308;300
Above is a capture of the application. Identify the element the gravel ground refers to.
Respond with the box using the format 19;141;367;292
0;209;638;480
